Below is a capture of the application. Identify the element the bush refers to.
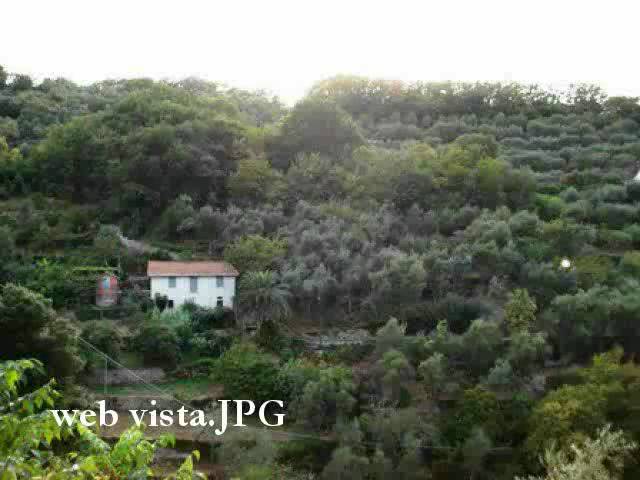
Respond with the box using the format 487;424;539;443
535;194;566;220
276;358;322;402
80;321;124;368
134;323;181;369
218;428;278;478
333;343;374;364
255;321;305;360
152;306;191;328
190;330;234;357
211;342;280;402
191;305;233;331
277;439;337;473
173;357;218;378
174;322;195;352
294;366;356;432
121;288;154;312
144;306;195;352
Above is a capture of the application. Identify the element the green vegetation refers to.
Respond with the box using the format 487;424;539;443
2;69;640;478
0;359;201;479
90;377;213;400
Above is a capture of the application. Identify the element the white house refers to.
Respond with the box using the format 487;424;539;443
147;261;239;309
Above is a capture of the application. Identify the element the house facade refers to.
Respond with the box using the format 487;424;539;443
147;261;239;309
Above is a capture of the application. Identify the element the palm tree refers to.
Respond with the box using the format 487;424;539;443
238;271;290;329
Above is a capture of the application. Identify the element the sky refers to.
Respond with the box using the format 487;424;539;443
2;0;639;104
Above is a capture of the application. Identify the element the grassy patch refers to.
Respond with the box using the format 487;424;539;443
117;351;145;368
92;377;218;400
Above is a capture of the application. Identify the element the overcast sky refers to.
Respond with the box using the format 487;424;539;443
2;0;639;104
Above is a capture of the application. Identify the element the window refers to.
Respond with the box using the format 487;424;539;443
189;277;198;293
217;296;223;307
168;276;176;288
216;276;224;288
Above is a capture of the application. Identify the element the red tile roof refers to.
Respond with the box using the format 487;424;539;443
147;261;239;277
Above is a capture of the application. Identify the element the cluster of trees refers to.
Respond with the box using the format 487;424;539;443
206;317;640;479
2;65;640;478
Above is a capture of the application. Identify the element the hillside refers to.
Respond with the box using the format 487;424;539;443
2;68;640;479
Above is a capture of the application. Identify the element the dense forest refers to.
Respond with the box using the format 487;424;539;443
2;64;640;479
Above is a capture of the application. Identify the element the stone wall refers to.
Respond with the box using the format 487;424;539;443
100;394;183;411
302;329;372;351
87;367;166;386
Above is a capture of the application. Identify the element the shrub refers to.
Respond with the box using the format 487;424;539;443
255;320;305;360
134;323;181;369
144;306;196;352
121;288;154;312
211;342;280;402
294;366;356;432
559;186;580;203
191;305;233;331
276;358;322;402
80;321;124;368
190;330;234;357
535;194;566;220
153;306;191;328
218;428;278;478
173;357;217;378
174;322;195;352
333;343;374;364
180;299;199;316
277;438;337;473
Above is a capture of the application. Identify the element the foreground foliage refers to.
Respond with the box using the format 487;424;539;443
0;359;202;479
